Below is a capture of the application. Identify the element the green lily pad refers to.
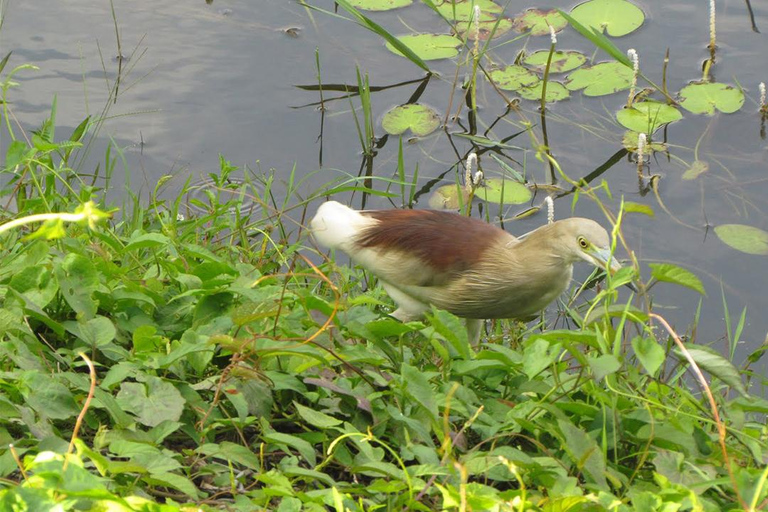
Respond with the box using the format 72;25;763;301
524;50;586;73
476;178;532;204
489;65;539;91
347;0;412;10
682;160;709;180
565;62;633;96
456;17;514;41
513;9;568;36
714;224;768;255
381;104;441;137
385;34;463;61
570;0;645;37
621;131;666;153
434;0;502;21
616;101;683;133
678;82;745;115
429;184;469;210
518;81;570;102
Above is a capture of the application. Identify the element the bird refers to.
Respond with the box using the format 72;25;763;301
310;200;622;344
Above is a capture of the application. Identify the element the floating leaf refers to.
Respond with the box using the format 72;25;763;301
381;104;440;137
570;0;645;37
682;160;709;180
429;184;468;210
476;178;532;205
347;0;412;10
565;61;633;96
434;0;503;21
616;101;683;133
714;224;768;255
488;65;539;91
623;201;654;217
513;9;567;35
678;82;745;115
518;81;570;102
649;263;706;295
455;17;514;41
621;131;666;153
524;50;586;73
385;34;463;61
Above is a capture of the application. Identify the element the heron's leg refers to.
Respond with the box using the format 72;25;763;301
465;318;483;346
381;282;429;322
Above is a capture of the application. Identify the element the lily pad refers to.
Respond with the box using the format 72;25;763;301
429;184;469;210
565;61;633;96
476;178;532;204
570;0;645;37
489;65;539;91
381;104;441;137
456;17;514;41
434;0;503;21
524;50;586;73
616;101;683;133
621;131;666;153
682;160;709;180
347;0;412;10
678;82;745;115
518;81;570;102
513;9;568;36
386;34;463;61
714;224;768;255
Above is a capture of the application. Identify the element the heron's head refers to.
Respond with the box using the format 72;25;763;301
554;218;621;274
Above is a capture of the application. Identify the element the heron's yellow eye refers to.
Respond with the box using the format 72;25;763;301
578;236;589;249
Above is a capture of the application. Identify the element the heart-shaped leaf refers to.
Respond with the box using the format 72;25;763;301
456;17;514;41
386;34;463;61
434;0;502;21
570;0;645;37
489;65;539;91
622;131;667;153
513;8;568;36
381;104;441;137
518;80;570;102
714;224;768;255
429;184;468;210
616;101;683;133
524;50;586;73
679;82;745;115
682;160;709;180
476;178;532;205
565;61;633;96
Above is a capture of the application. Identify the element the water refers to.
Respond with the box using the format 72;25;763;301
1;0;767;362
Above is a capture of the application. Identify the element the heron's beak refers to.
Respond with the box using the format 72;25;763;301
589;247;639;292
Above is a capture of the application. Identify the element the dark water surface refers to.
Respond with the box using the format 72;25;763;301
1;0;767;363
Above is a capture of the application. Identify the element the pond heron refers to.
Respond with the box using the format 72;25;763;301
311;201;623;343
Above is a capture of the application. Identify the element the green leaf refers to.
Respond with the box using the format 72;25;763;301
22;372;80;420
631;336;665;376
675;345;747;396
401;363;438;422
522;338;559;378
570;0;645;37
679;82;745;115
518;80;570;102
623;201;654;217
427;308;471;359
347;0;411;11
72;315;117;347
476;178;532;205
714;224;768;255
198;441;261;469
294;402;343;429
263;431;317;467
621;130;667;153
385;34;463;61
488;65;539;91
588;354;621;381
557;419;608;490
125;232;171;251
524;50;586;73
428;183;468;210
116;377;185;427
55;253;99;319
616;101;683;133
381;104;440;137
566;62;634;96
557;9;631;66
513;8;567;36
649;263;706;295
434;0;503;21
455;17;514;41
